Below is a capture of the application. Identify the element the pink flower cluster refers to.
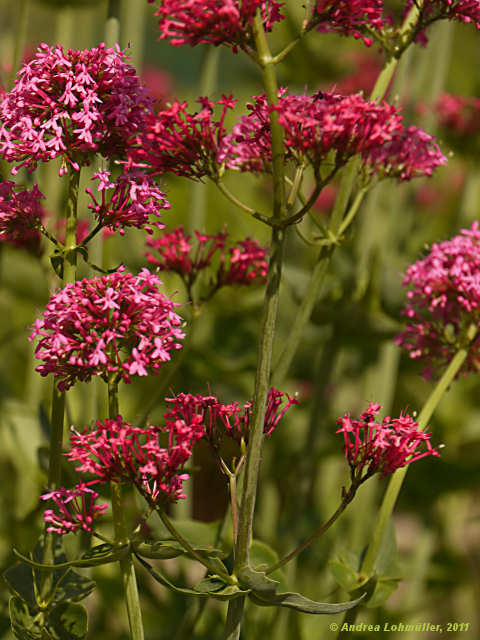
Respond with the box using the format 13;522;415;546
0;43;152;174
164;386;298;446
396;222;480;378
85;169;169;235
0;180;45;254
146;226;267;296
148;0;284;50
313;0;384;46
130;95;237;180
220;91;446;181
41;483;108;535
336;402;439;480
30;266;184;390
434;93;480;139
66;414;204;504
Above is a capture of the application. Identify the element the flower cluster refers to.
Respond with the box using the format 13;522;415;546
85;170;169;235
396;222;480;378
40;483;108;535
146;226;268;298
313;0;384;46
164;386;298;446
0;180;45;254
30;266;184;390
220;90;446;180
148;0;284;51
129;95;236;180
0;43;152;174
435;93;480;137
66;414;204;504
337;402;439;480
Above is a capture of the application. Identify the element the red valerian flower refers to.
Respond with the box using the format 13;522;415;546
146;226;267;298
147;0;284;51
85;169;169;235
395;222;480;378
30;266;184;390
129;94;237;180
66;414;205;503
0;180;45;254
312;0;384;46
164;386;298;445
435;93;480;137
0;43;152;174
219;90;446;180
336;402;440;480
41;483;108;534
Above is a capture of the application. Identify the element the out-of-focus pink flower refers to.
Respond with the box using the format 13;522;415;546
41;483;108;534
336;402;439;480
220;90;446;181
67;414;204;503
146;226;267;299
164;386;298;445
0;180;45;254
0;43;152;174
396;222;480;377
85;169;169;235
435;93;480;137
54;217;91;245
313;183;338;214
141;65;173;110
30;266;184;390
147;0;284;51
129;94;237;180
333;51;384;96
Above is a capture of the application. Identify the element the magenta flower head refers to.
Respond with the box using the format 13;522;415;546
164;387;298;447
396;222;480;378
148;0;284;51
336;402;440;482
0;43;152;175
85;169;169;235
0;180;45;254
312;1;384;46
129;94;237;180
66;414;205;503
41;483;108;535
433;93;480;156
30;266;185;390
219;90;445;180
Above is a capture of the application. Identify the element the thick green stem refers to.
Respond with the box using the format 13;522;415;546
224;12;287;640
360;343;473;580
108;379;145;640
105;0;121;48
63;169;80;284
9;0;29;89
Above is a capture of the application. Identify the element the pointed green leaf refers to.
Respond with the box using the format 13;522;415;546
134;553;209;598
193;577;226;593
9;597;44;640
375;518;397;575
50;568;95;606
133;540;184;560
365;578;399;608
249;590;366;614
238;566;279;598
249;540;288;591
48;602;88;640
14;543;128;570
329;559;362;592
4;563;37;608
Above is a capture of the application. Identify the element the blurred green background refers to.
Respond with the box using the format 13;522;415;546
0;1;479;638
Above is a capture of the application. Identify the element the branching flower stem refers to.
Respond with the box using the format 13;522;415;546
359;330;476;581
108;378;145;640
224;10;287;640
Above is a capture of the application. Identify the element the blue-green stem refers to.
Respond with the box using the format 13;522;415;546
108;378;145;640
224;10;287;640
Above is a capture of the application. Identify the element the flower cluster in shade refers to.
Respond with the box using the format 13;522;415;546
395;222;480;378
40;483;108;535
129;95;237;180
146;226;268;297
0;43;152;174
147;0;284;51
85;169;169;235
431;93;480;156
219;90;446;180
0;180;46;254
164;387;298;448
311;1;480;48
336;402;439;481
67;414;205;504
30;266;184;390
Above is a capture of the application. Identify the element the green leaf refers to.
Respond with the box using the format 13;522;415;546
193;577;226;593
134;553;209;598
238;566;279;598
329;559;362;593
365;578;400;609
132;540;184;560
249;539;288;591
150;517;227;553
249;590;366;614
8;597;44;640
375;518;397;575
48;603;88;640
15;543;129;569
4;563;37;609
50;568;96;606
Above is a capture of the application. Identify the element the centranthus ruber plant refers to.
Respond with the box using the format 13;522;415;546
2;1;479;639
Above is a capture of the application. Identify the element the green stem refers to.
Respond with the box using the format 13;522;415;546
63;169;81;283
108;379;145;640
224;11;287;640
9;0;29;90
105;0;121;48
360;341;474;580
265;484;358;575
